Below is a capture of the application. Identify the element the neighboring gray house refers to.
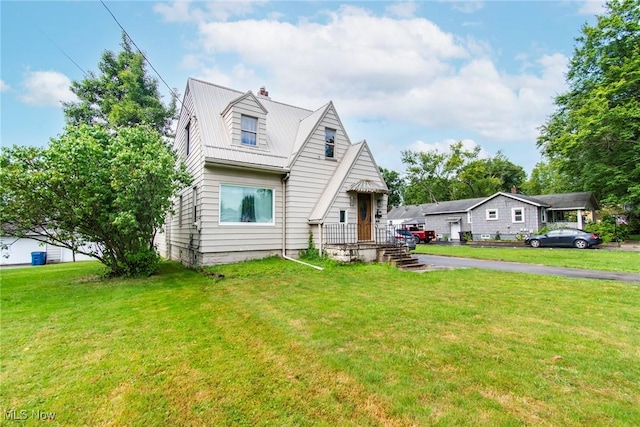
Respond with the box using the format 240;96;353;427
387;191;599;241
160;79;389;267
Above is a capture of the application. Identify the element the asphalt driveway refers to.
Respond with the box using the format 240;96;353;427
415;254;640;284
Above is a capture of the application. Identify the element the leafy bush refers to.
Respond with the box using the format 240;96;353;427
585;218;628;243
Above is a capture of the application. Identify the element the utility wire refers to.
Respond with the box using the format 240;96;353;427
33;22;89;77
99;0;184;109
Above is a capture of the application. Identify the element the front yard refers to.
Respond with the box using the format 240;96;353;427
2;258;639;426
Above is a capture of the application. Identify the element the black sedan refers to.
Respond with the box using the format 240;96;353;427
524;228;603;249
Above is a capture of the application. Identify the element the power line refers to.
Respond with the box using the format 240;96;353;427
99;0;184;109
32;22;88;77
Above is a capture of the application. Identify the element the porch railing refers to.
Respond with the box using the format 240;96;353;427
323;224;403;246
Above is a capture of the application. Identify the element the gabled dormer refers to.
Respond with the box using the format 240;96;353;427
221;91;268;149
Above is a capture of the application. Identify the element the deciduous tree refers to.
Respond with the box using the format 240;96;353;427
537;0;640;217
0;124;191;277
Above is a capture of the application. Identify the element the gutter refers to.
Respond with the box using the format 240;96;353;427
280;172;323;271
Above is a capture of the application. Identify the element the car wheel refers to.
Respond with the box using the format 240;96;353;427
574;239;588;249
424;238;431;244
414;236;420;244
530;239;541;248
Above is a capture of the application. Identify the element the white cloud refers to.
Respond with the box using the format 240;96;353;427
386;1;419;18
0;80;10;92
577;0;606;15
163;2;569;153
446;0;484;14
154;0;267;23
19;70;78;107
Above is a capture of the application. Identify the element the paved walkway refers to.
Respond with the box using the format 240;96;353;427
415;254;640;284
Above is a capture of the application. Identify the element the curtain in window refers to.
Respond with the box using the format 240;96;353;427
241;116;257;145
220;185;273;223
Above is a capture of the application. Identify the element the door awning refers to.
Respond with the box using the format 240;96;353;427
445;217;462;222
347;179;388;194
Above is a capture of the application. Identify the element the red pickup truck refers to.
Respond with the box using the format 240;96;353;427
408;227;436;243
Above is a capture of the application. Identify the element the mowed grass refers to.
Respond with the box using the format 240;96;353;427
413;244;640;272
2;259;639;426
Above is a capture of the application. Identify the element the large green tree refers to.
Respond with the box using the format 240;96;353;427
63;33;177;137
380;167;405;209
537;0;640;215
1;32;190;276
0;124;191;277
402;142;526;204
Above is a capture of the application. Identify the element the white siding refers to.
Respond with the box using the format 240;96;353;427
166;86;204;266
198;166;284;255
285;107;347;250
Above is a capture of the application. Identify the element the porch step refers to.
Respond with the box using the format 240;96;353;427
378;246;427;271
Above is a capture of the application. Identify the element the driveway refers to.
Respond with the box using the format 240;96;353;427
414;254;640;284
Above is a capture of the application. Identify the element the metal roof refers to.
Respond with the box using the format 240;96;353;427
188;78;315;169
348;179;388;194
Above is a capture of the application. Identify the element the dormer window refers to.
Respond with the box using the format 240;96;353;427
241;115;258;146
325;128;336;158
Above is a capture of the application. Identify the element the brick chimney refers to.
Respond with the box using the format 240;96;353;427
511;186;517;194
258;86;269;97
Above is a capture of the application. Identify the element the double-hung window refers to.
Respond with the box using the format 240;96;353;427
486;209;498;220
241;115;258;146
185;121;191;156
325;128;336;158
219;185;274;224
512;207;524;223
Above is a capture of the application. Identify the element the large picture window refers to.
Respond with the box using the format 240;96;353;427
220;185;274;224
241;115;258;146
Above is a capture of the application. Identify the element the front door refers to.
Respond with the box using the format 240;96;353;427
357;193;372;241
450;221;461;241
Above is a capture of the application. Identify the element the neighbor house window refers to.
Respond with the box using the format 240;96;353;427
512;207;524;223
186;121;191;156
541;208;547;223
241;115;258;146
339;210;347;223
325;128;336;158
219;185;274;224
467;211;472;224
486;209;498;220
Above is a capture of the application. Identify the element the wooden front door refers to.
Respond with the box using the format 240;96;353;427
357;193;372;241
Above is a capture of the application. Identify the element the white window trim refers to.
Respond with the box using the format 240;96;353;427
325;127;336;159
541;208;547;223
185;121;191;156
339;210;348;224
467;211;472;224
511;207;525;223
486;209;498;220
192;187;198;223
240;115;258;146
218;184;275;226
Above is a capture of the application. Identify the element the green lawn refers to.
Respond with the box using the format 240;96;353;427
413;244;640;272
2;259;639;426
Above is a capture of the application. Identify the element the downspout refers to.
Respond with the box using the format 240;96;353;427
281;172;323;271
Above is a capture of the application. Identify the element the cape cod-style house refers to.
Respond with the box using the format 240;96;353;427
158;79;389;267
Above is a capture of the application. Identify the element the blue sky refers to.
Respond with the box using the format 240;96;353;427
1;0;605;175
